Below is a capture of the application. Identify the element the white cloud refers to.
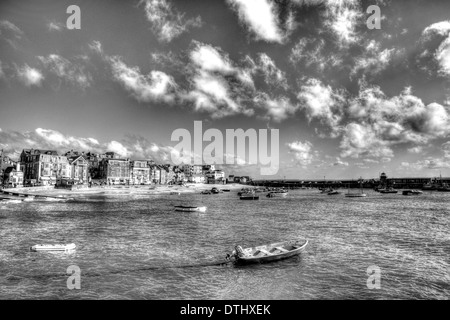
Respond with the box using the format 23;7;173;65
351;40;404;77
227;0;288;43
297;78;345;136
47;22;64;32
255;94;298;122
141;0;202;43
340;123;394;159
16;64;44;87
0;20;24;49
407;146;424;154
89;40;103;54
38;54;92;88
287;140;314;166
333;157;349;166
322;0;363;46
421;21;450;76
255;53;288;90
108;56;178;103
0;20;23;37
340;85;450;159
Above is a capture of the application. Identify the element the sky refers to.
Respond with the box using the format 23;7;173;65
1;0;450;180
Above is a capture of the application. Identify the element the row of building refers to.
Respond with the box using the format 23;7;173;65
1;149;232;188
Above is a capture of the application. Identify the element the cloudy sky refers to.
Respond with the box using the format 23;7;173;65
1;0;450;179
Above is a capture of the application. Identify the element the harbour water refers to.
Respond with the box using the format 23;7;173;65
0;189;448;300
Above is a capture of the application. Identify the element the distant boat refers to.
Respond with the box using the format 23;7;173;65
345;179;367;197
402;190;423;196
174;206;207;212
379;188;398;194
240;194;259;200
229;239;308;265
327;190;341;195
30;243;76;252
170;192;180;195
266;191;288;198
437;183;450;192
221;189;231;192
211;187;220;194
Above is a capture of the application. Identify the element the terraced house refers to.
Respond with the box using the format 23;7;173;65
99;158;130;185
130;160;150;185
20;149;71;186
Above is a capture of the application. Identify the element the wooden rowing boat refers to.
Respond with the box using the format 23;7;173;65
30;243;76;252
229;239;308;264
174;206;207;212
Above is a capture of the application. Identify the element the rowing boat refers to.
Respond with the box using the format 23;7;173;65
174;206;207;212
229;239;308;265
30;243;76;252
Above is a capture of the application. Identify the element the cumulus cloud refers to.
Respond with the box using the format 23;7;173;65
253;53;288;90
297;78;346;136
108;56;178;103
183;42;256;118
289;38;343;71
227;0;296;43
15;64;44;87
420;20;450;76
351;40;404;77
0;128;180;163
141;0;202;43
254;94;299;122
340;85;450;158
333;157;349;166
287;140;314;166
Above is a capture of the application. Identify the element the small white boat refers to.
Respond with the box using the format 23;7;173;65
402;190;423;196
174;206;207;212
229;239;308;265
30;243;76;252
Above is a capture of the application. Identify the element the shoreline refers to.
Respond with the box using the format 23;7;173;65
1;183;246;196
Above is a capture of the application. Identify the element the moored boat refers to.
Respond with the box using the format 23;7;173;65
327;190;341;195
30;243;76;252
402;190;423;196
174;206;207;212
229;239;308;265
266;191;288;198
379;188;398;194
240;193;259;200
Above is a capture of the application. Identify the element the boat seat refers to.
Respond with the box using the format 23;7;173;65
254;248;272;256
274;247;289;253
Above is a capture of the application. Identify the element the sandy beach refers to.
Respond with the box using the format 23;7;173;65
2;183;247;197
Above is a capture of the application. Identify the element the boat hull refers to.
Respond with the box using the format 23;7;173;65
240;196;259;200
31;243;76;251
232;240;308;265
174;206;207;212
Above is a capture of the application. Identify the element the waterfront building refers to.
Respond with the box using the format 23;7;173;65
20;149;70;186
183;165;203;177
99;158;130;185
189;174;206;184
130;160;150;185
68;155;89;184
3;162;24;187
206;169;226;184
